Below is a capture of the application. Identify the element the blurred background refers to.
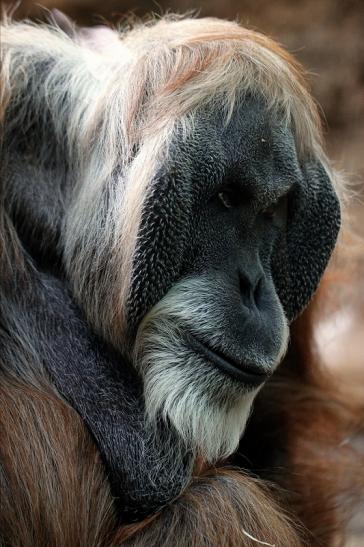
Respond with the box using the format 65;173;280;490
1;0;363;543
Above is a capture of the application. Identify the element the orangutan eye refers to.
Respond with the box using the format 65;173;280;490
218;190;233;209
215;187;243;209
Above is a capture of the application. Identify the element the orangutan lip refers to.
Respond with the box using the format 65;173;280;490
187;334;271;386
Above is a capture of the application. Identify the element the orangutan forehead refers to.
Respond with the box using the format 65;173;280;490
169;96;301;197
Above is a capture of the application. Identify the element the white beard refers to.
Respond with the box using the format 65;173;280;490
133;275;288;463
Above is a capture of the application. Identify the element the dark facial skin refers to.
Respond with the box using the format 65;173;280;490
182;100;298;380
129;97;302;383
129;95;340;385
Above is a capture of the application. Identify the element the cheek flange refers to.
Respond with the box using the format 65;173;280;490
273;161;341;322
127;167;192;331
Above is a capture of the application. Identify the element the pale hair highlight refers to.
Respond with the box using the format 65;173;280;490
0;15;338;346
